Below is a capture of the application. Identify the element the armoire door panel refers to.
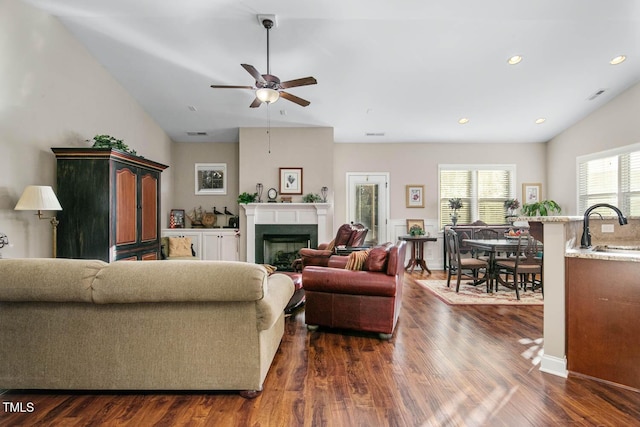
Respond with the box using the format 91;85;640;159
116;167;138;245
140;173;158;242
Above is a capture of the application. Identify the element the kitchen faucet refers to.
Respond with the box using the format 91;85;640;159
580;203;627;248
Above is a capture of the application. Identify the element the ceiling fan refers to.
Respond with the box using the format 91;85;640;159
210;15;317;108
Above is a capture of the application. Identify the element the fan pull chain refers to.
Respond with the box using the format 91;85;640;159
267;102;271;153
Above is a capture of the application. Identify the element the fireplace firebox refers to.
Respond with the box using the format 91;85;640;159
255;224;318;271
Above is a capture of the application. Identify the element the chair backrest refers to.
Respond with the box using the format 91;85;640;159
515;235;541;267
333;222;369;247
476;228;499;240
445;229;461;269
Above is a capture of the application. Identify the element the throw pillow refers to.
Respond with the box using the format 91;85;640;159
345;250;370;271
168;237;192;257
262;264;277;275
364;243;392;272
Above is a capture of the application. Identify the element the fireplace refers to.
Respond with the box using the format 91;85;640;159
255;224;318;271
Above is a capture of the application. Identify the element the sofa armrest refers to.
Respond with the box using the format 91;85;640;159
255;273;295;331
299;248;334;268
302;267;397;297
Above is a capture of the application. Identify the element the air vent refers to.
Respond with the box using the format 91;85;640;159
186;131;208;136
365;132;385;137
587;89;606;101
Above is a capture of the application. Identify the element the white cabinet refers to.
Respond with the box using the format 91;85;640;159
161;229;238;261
203;231;239;261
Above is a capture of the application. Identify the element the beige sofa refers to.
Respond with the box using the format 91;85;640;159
0;258;294;397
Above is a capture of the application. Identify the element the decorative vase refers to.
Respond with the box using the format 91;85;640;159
451;214;458;226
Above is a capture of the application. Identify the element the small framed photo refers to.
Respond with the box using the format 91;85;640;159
195;163;227;195
406;184;425;208
280;167;303;195
169;209;185;228
406;219;425;234
523;183;542;204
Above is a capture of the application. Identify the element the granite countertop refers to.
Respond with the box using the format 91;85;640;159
566;245;640;263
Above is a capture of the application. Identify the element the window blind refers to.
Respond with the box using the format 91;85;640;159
439;165;515;228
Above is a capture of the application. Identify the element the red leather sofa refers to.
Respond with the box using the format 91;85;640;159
301;240;407;339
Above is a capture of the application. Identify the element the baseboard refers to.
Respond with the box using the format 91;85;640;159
539;354;568;378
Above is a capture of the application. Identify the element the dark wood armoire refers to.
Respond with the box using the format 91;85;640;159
52;148;168;262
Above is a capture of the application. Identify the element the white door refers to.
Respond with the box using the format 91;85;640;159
347;173;389;245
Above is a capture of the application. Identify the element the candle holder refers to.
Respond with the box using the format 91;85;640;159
321;186;328;203
256;183;264;203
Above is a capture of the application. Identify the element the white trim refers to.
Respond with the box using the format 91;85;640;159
539;354;568;378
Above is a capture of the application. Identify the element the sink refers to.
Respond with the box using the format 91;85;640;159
592;245;640;254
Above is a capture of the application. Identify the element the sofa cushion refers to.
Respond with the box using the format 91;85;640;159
0;258;106;302
92;261;268;304
168;237;192;257
364;243;392;272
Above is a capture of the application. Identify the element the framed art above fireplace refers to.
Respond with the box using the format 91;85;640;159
279;167;303;195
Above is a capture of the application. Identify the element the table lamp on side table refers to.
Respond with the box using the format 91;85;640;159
14;185;63;258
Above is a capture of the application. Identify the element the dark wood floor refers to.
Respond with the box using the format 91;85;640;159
2;271;639;426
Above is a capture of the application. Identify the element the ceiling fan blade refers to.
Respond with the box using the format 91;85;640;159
249;97;263;108
210;85;254;89
280;77;317;89
280;91;311;107
241;64;266;85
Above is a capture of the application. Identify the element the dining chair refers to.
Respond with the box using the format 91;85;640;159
444;229;489;293
494;234;543;299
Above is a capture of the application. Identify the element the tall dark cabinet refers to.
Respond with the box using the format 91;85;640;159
52;148;168;262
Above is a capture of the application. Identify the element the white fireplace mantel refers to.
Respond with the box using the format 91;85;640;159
241;203;332;263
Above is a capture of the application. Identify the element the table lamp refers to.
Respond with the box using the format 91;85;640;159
15;185;63;258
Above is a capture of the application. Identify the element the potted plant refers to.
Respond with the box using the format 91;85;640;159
302;193;322;203
90;134;137;155
237;192;258;204
409;225;425;236
504;198;521;217
521;200;561;216
449;198;463;225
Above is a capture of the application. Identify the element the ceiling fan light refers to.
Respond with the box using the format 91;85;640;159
256;88;279;104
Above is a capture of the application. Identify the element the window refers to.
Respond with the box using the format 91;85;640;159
577;143;640;216
439;165;516;228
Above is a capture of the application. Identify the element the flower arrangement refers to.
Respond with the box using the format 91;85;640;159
504;198;520;211
237;192;257;204
448;198;463;211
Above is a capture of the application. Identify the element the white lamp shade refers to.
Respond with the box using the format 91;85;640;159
256;88;279;104
15;185;62;211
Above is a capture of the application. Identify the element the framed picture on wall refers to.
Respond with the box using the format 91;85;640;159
406;184;425;208
279;167;303;195
406;219;425;234
523;183;542;204
195;163;227;195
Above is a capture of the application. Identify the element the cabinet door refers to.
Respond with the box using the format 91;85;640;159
140;171;159;242
115;165;138;246
202;233;221;261
219;233;239;261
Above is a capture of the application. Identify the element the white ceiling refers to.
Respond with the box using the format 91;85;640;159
24;0;640;144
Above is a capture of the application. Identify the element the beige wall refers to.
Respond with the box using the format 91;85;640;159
170;142;238;227
0;0;173;258
547;81;640;215
333;142;547;235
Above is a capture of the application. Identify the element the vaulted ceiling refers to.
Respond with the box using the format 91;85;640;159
24;0;640;144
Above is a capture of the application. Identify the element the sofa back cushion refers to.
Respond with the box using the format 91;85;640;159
92;261;267;304
0;258;106;302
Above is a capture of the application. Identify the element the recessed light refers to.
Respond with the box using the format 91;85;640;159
508;55;523;65
610;55;626;65
535;118;546;124
458;118;469;125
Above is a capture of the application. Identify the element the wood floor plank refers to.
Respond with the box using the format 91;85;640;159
1;271;638;426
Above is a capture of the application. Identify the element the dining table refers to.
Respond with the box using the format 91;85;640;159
462;237;543;290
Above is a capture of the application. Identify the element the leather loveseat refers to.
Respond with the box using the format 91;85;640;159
302;240;407;339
